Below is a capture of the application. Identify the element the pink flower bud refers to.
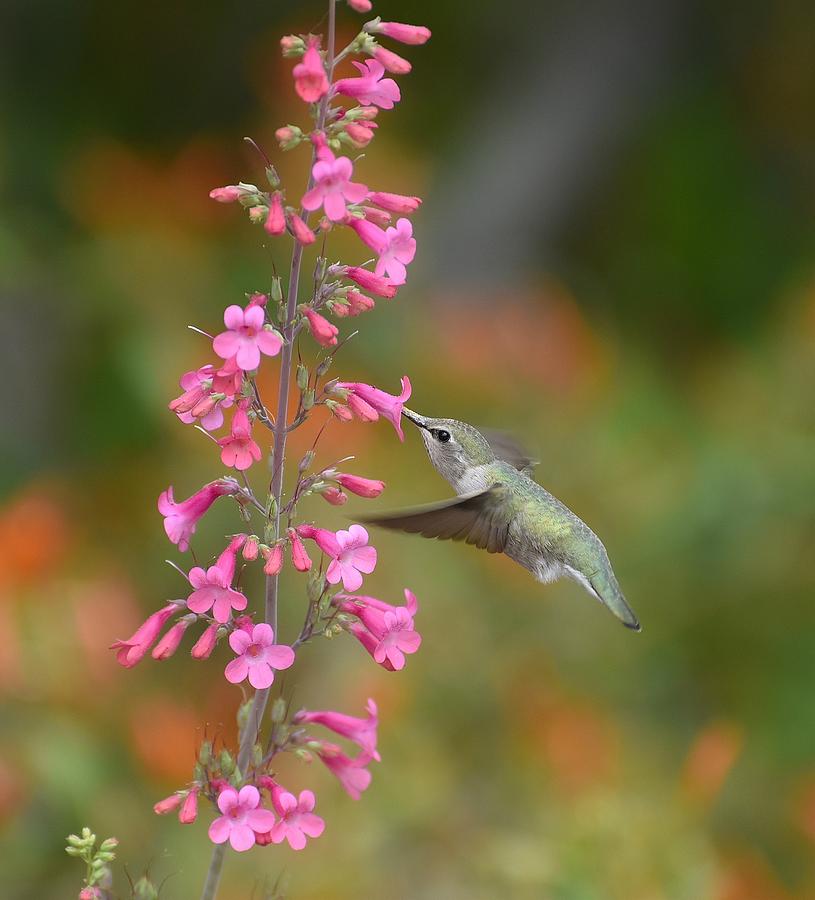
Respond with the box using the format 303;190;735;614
321;487;348;506
247;292;268;308
110;603;179;668
191;623;220;660
337;473;385;498
332;300;351;317
242;536;259;560
346;121;377;147
288;529;312;572
303;308;339;347
264;193;286;235
233;615;255;634
347;290;375;315
276;125;302;149
373;46;412;75
280;35;305;56
361;206;391;227
152;617;193;660
367;191;422;214
154;792;183;815
355;106;379;120
326;400;354;422
347;0;372;12
345;266;398;298
80;888;104;900
179;787;199;825
289;212;316;245
374;22;432;45
248;205;266;224
209;186;241;203
262;544;284;576
347;393;380;422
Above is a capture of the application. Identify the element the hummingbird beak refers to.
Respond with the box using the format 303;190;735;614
401;407;428;430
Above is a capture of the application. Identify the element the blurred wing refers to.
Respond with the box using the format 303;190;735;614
362;485;511;554
480;428;537;473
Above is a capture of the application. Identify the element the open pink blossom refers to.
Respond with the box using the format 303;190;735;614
268;788;325;850
208;785;276;852
292;40;329;103
213;304;282;371
224;623;295;689
374;218;416;284
334;60;400;110
170;365;235;431
301;152;368;222
111;602;180;668
367;191;422;214
186;540;247;623
315;744;374;799
341;589;422;670
336;376;412;439
218;407;262;471
373;21;432;45
158;479;238;552
295;698;379;761
325;524;377;591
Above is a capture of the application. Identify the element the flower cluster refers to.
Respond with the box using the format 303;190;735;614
110;1;431;888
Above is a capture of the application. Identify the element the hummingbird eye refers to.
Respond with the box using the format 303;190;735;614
435;429;451;443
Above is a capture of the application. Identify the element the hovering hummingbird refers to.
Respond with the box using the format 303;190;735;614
362;408;640;631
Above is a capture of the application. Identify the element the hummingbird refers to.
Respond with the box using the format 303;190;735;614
362;408;640;631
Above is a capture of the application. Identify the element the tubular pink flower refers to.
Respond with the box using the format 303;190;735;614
373;218;416;284
154;792;183;815
212;304;283;371
110;603;179;668
209;186;242;203
334;60;401;110
224;622;295;689
288;528;313;571
303;308;339;347
264;193;286;235
179;787;200;825
158;479;238;552
269;788;325;850
345;120;378;147
170;365;235;431
297;524;341;556
373;46;412;75
325;524;377;591
347;217;387;254
186;541;248;624
292;40;329;103
321;486;348;505
315;743;374;799
295;698;380;761
218;407;262;471
242;536;259;561
344;266;398;298
361;205;391;227
336;473;385;498
191;622;220;659
152;616;194;660
301;151;368;222
348;621;395;671
262;544;284;576
289;212;316;245
347;393;379;422
341;589;421;670
208;785;276;852
374;22;432;45
346;290;375;315
327;400;354;422
347;0;372;11
367;190;422;214
335;376;412;439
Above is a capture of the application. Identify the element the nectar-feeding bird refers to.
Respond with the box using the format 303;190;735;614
362;408;640;631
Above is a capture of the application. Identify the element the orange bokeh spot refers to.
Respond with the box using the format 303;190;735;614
129;698;202;784
680;720;743;808
0;487;70;592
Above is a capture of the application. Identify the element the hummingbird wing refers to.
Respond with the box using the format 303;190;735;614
362;485;512;554
479;428;537;473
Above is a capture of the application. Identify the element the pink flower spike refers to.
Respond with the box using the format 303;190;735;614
218;407;263;472
179;787;200;825
158;479;238;552
152;616;194;660
336;377;412;439
302;151;368;223
374;21;432;45
316;744;374;799
213;304;283;371
289;212;316;245
325;524;377;592
373;218;416;284
334;60;401;110
295;698;379;761
269;788;325;850
288;528;313;571
110;603;179;668
373;46;412;75
209;186;241;203
264;193;286;235
208;785;276;852
186;541;248;624
347;216;387;254
292;40;329;103
336;473;385;498
154;792;183;815
191;622;220;659
367;190;422;214
224;622;295;689
347;0;372;11
303;308;339;347
344;266;398;298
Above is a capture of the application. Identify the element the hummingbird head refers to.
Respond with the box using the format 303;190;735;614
402;408;496;492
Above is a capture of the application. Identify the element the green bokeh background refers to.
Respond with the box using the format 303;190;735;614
2;1;815;897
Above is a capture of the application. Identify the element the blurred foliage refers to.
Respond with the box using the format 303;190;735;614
2;0;815;898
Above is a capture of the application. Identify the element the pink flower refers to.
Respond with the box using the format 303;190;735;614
373;218;416;284
292;41;329;103
321;486;348;505
344;266;398;298
334;60;401;110
275;125;301;148
345;120;378;147
297;524;340;556
289;212;316;245
218;407;262;471
224;623;295;689
347;393;379;422
269;787;325;850
325;524;377;591
288;528;313;571
303;308;339;347
209;186;242;203
327;400;354;422
152;616;194;660
179;787;200;825
336;376;412;439
373;46;412;75
170;364;235;431
361;205;391;226
154;792;183;815
336;473;385;497
186;541;247;623
262;544;284;576
374;22;432;45
294;698;379;761
367;191;422;214
111;603;179;668
158;479;238;552
302;152;368;222
212;304;282;371
264;193;286;235
315;744;374;799
242;536;259;561
347;216;387;254
344;590;422;670
346;290;375;315
347;0;372;11
191;622;220;659
208;785;276;852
